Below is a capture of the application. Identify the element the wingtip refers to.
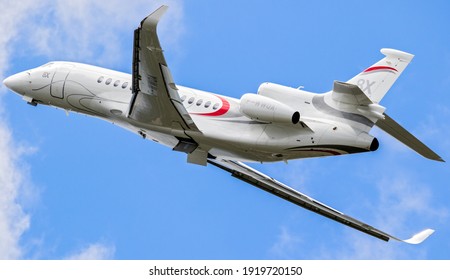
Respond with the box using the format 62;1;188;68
402;228;435;245
431;155;445;162
142;5;169;28
432;157;445;162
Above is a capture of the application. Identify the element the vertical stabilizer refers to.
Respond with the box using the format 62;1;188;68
347;48;414;103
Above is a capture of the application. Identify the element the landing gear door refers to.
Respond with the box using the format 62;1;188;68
50;64;74;99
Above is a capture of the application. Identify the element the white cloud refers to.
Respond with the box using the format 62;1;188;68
23;0;185;68
327;171;447;259
0;0;41;260
66;242;115;260
0;0;41;80
375;174;447;226
416;105;450;159
0;117;34;259
268;226;302;259
0;0;184;259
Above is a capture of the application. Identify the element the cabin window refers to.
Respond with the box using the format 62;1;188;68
105;78;112;85
188;97;195;104
196;99;203;106
114;80;120;87
180;95;186;102
213;103;220;110
122;82;128;89
204;101;211;108
97;76;104;83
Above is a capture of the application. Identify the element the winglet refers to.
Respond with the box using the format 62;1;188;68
141;5;168;30
399;229;435;244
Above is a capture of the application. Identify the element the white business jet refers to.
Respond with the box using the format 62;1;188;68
3;5;443;243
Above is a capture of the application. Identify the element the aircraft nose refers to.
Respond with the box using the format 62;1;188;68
3;71;30;95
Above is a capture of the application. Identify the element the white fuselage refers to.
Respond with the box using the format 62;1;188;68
8;61;377;162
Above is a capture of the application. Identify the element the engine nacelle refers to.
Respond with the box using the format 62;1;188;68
239;93;300;124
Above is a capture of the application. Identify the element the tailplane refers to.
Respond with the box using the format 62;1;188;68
347;48;414;103
376;114;444;162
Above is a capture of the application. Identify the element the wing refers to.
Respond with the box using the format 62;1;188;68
208;158;434;244
127;5;200;132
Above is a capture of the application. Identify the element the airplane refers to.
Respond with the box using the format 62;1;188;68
3;5;443;244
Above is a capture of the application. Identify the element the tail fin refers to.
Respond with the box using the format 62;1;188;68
336;49;443;162
347;48;414;103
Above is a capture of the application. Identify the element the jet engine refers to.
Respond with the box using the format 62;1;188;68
239;93;300;124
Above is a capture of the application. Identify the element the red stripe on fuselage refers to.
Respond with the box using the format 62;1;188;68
192;96;230;117
363;66;398;73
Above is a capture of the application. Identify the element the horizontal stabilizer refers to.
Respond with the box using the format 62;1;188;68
331;81;387;122
376;114;444;162
332;80;372;106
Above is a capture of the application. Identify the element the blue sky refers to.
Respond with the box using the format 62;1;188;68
1;0;450;259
